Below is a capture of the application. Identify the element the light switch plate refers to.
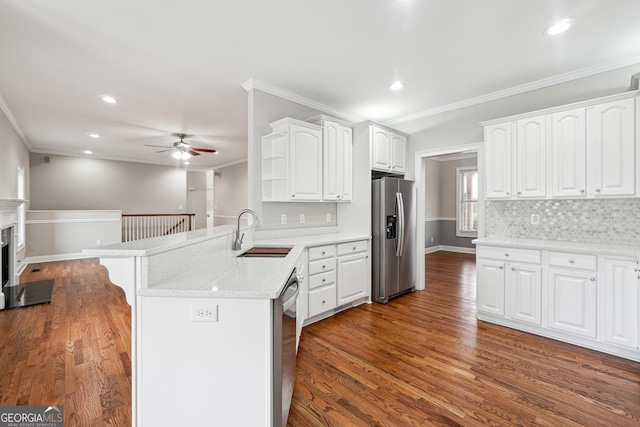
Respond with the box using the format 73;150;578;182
531;213;540;225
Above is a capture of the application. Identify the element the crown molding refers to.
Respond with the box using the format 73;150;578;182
242;79;363;123
385;58;640;126
0;92;32;150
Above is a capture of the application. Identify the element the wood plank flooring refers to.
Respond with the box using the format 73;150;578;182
288;251;640;426
1;253;639;426
0;258;131;426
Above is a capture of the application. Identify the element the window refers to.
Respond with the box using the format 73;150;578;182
456;166;478;237
17;163;25;249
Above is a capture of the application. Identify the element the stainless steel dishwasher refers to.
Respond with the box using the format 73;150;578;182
273;268;299;427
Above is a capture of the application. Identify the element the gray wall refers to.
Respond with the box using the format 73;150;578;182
214;161;249;226
248;89;338;230
187;171;208;229
29;153;188;214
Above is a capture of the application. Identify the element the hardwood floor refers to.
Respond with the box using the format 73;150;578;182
2;253;639;426
0;258;131;426
288;251;640;426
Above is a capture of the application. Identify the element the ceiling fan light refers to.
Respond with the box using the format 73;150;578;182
172;151;182;160
181;152;191;160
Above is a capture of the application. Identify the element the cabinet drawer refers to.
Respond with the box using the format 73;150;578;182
308;270;336;290
308;285;337;317
309;258;336;275
548;252;596;271
309;245;336;261
337;240;368;256
478;246;541;264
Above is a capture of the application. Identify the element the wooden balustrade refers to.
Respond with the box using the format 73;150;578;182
121;213;194;242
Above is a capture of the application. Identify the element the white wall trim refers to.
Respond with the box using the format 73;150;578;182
26;218;121;224
24;253;94;265
214;158;248;170
0;92;31;150
424;217;456;221
424;245;476;255
242;79;363;123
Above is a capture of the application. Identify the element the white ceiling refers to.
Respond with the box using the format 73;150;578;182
1;0;640;170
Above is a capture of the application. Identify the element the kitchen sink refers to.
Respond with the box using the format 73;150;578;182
237;246;293;258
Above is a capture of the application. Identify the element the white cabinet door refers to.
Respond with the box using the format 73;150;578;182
477;260;505;316
340;126;353;201
548;268;596;338
289;123;322;201
551;108;586;197
591;98;636;196
515;116;546;198
506;264;542;325
484;123;512;199
337;252;369;305
603;258;638;349
371;126;391;171
390;133;406;173
323;121;352;201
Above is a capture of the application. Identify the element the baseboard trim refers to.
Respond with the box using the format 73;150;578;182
24;253;94;266
424;245;476;255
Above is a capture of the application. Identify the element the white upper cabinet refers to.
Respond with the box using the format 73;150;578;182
484;123;512;199
515;116;546;198
590;98;635;196
551;108;587;197
320;119;352;201
262;118;322;202
483;91;638;200
370;125;407;174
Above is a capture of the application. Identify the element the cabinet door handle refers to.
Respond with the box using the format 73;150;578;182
517;191;521;195
322;278;326;283
590;277;595;281
321;251;326;255
352;246;356;250
504;253;510;257
580;189;585;193
569;259;575;263
511;267;516;271
595;188;601;193
322;265;326;269
292;194;295;198
499;266;504;270
506;192;510;195
322;300;326;304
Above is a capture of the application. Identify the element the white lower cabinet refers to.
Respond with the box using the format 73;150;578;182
547;268;597;338
603;257;638;349
506;264;542;325
304;240;370;323
476;244;640;361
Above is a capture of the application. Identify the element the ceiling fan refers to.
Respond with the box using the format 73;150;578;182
145;133;217;160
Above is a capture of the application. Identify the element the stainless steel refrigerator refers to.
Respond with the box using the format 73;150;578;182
372;177;417;303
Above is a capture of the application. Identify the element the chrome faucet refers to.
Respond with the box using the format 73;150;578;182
233;209;260;250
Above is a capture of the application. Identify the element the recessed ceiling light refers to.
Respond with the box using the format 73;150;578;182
88;133;100;139
83;150;93;155
390;81;405;91
545;19;573;36
101;95;117;104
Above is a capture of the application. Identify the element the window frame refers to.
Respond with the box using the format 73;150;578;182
456;166;478;238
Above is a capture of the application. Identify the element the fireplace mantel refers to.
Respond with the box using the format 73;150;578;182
0;198;27;209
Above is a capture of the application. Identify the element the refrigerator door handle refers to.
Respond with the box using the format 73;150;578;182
396;192;405;257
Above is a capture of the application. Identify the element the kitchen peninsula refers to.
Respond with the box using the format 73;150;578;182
84;224;371;427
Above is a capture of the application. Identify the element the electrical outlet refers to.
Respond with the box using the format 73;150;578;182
299;213;305;223
178;205;184;211
191;304;218;322
281;214;287;224
96;239;102;245
430;236;434;243
326;213;331;222
531;213;540;225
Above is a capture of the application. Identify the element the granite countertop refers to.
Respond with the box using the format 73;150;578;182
87;228;370;299
474;237;640;260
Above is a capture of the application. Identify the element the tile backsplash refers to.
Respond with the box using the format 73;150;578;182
485;199;640;245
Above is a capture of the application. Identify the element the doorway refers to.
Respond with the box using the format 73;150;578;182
413;143;484;291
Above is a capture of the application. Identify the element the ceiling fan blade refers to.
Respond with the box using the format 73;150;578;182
192;148;216;153
156;149;174;153
145;144;173;148
187;149;201;156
